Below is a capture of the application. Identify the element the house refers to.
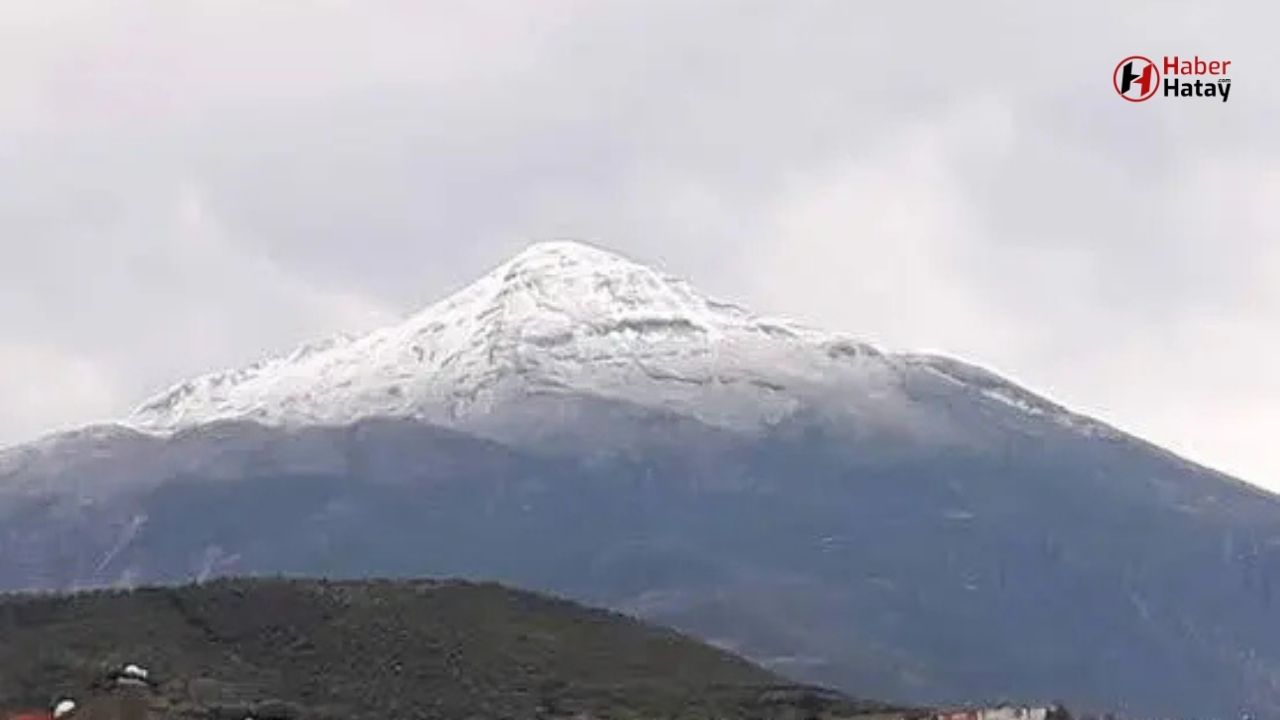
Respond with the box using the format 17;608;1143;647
931;706;1054;720
978;707;1050;720
936;711;980;720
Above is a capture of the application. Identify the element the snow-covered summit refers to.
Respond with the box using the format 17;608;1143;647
125;240;1097;440
126;241;884;433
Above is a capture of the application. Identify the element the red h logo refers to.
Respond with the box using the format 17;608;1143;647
1114;56;1160;102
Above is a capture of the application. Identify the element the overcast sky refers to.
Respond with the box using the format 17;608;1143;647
2;1;1278;489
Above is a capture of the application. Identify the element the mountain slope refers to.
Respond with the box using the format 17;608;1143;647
3;241;1280;718
0;577;890;720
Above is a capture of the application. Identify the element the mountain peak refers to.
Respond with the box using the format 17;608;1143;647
487;240;641;290
502;238;634;266
431;239;749;332
125;241;1099;443
126;241;874;433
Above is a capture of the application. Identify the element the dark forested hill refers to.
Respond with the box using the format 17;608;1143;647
0;577;895;720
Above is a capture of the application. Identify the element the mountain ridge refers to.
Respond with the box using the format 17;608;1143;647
118;241;1089;448
0;240;1250;491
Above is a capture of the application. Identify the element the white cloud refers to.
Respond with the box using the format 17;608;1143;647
0;343;119;440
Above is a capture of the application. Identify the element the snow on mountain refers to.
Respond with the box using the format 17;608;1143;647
123;240;1098;440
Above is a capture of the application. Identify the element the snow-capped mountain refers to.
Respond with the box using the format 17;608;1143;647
127;241;886;432
127;240;1101;443
4;241;1279;719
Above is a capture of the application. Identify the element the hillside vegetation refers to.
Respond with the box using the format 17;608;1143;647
0;577;899;720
